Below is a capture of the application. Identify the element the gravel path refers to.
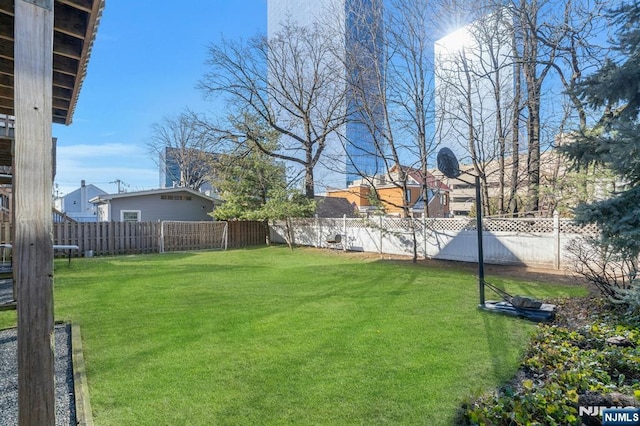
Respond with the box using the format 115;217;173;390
0;324;76;426
0;279;12;306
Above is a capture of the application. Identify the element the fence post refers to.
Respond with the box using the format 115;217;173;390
379;215;383;255
423;216;427;259
343;214;347;251
159;221;165;253
315;214;319;248
553;210;560;270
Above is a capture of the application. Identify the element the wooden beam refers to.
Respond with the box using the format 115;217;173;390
66;0;102;125
0;137;12;167
0;57;13;75
52;96;70;110
57;0;93;14
0;105;13;116
52;110;67;124
0;39;12;60
14;0;55;425
0;71;11;85
0;12;13;40
54;2;88;39
0;85;11;99
53;70;75;89
53;85;72;99
0;0;14;15
53;53;79;76
53;30;83;60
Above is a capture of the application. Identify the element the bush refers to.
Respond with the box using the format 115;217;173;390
457;303;640;425
616;279;640;316
566;236;638;303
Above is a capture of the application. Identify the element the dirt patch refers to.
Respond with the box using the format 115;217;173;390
317;248;585;286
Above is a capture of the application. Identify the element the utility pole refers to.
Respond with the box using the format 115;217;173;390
110;179;128;193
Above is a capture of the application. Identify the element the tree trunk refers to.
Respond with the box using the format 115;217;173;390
304;165;315;199
526;90;540;213
520;0;541;214
508;29;522;216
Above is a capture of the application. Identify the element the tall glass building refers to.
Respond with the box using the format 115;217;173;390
434;9;515;164
268;0;384;191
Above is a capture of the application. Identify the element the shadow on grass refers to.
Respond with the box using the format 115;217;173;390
479;307;531;384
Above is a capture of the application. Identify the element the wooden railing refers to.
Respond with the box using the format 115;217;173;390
52;208;77;224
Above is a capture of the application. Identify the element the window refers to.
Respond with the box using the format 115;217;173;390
121;210;141;222
161;195;189;201
452;197;474;203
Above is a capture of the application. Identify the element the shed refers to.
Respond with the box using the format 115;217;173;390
91;187;220;222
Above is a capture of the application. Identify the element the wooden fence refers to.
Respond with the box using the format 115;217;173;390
227;220;267;248
0;221;267;258
160;221;227;252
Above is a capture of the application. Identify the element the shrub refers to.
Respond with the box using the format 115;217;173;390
457;306;640;425
566;236;638;303
616;279;640;316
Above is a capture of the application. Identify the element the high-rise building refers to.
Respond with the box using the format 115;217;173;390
267;0;384;191
160;147;217;195
434;9;516;168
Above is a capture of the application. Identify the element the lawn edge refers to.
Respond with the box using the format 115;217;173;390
72;322;94;426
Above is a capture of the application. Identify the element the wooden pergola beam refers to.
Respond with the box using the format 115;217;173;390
14;0;55;424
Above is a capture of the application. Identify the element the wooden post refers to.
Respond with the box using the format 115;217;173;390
553;210;560;270
14;0;56;424
342;214;347;251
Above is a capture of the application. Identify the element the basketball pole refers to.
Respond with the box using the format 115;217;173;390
475;174;485;306
436;147;485;307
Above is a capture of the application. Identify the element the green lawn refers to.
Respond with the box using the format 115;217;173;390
0;246;586;425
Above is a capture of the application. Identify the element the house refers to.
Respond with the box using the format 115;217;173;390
91;187;221;222
54;180;107;222
314;196;358;218
431;145;612;218
326;165;451;218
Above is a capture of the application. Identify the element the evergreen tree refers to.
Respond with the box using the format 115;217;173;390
212;118;287;221
560;1;640;258
211;114;315;243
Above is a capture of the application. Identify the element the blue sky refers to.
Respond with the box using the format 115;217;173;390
52;1;267;197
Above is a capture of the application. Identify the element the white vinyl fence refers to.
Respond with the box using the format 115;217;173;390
270;213;598;270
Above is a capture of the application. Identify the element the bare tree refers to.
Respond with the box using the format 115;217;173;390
508;0;609;213
334;0;437;262
147;111;216;191
507;22;524;215
535;0;610;214
432;0;610;216
199;20;350;199
434;5;516;216
386;0;441;219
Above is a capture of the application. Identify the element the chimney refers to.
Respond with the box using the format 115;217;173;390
81;180;87;213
